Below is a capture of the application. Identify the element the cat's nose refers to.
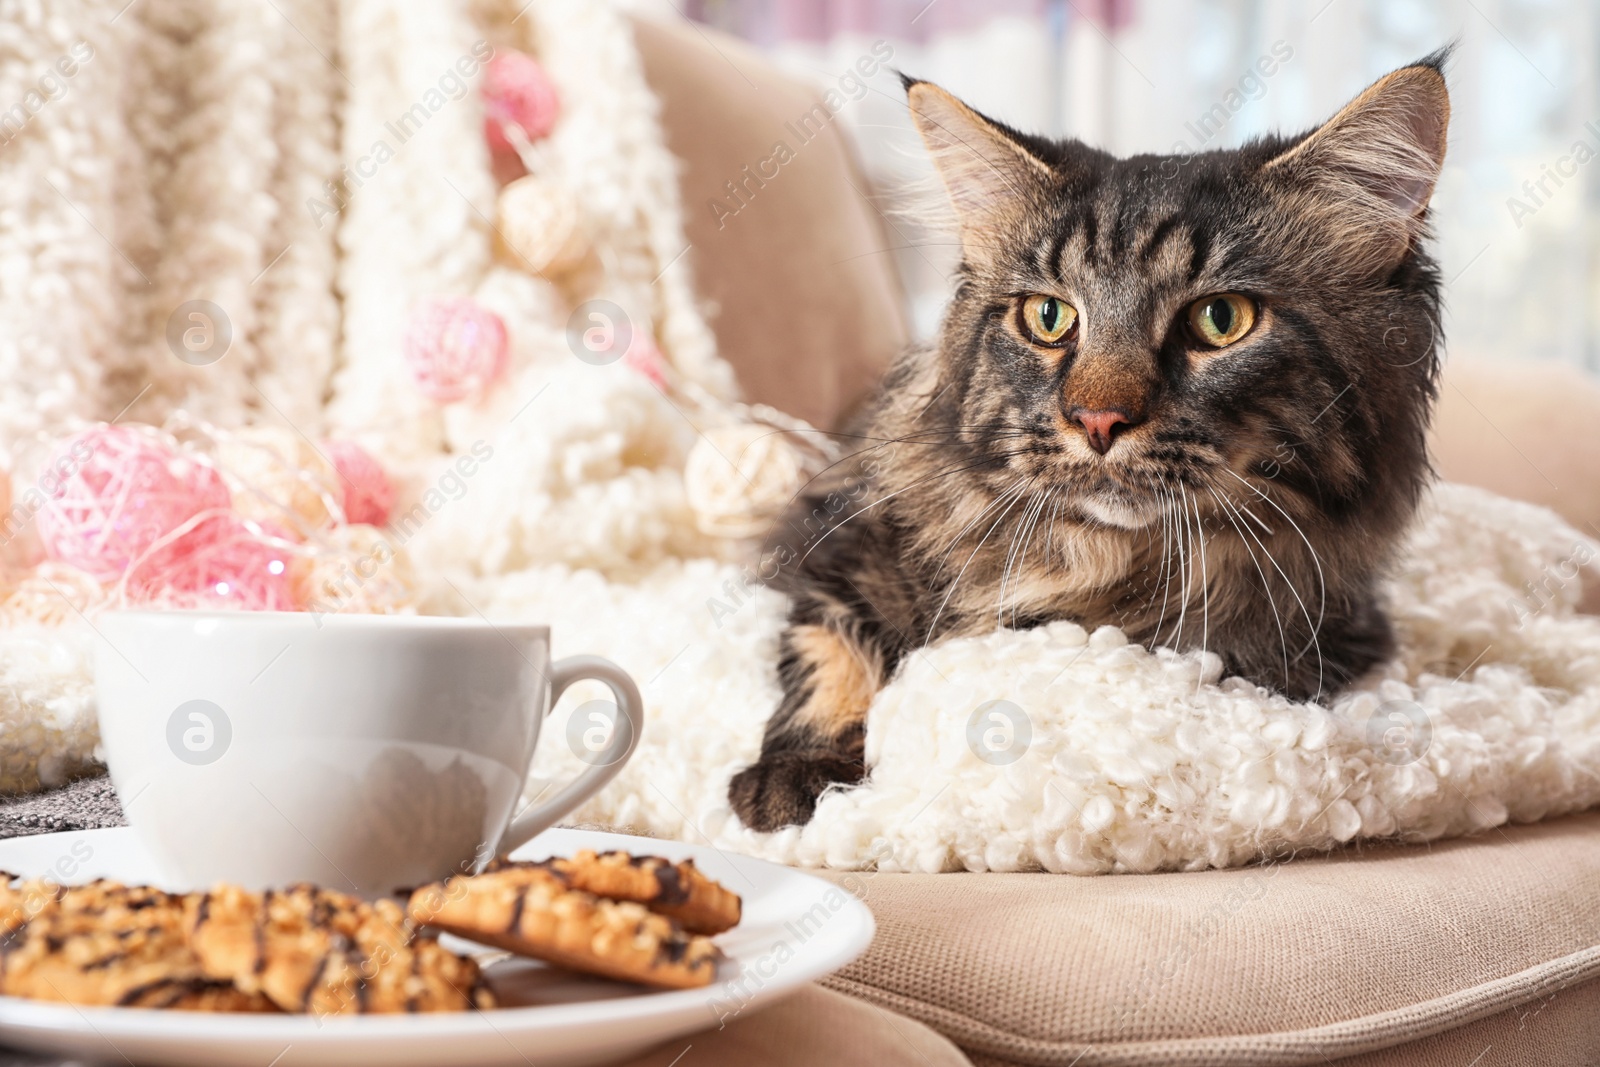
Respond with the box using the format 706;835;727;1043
1070;408;1132;455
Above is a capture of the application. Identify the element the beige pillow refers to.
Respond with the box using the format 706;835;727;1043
1431;360;1600;532
632;15;909;433
819;811;1600;1065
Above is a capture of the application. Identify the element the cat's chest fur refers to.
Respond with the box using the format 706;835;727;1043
907;495;1144;637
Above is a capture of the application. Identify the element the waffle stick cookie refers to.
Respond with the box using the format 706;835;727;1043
408;865;722;990
491;850;742;935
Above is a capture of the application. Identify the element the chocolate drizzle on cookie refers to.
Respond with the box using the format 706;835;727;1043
506;885;530;934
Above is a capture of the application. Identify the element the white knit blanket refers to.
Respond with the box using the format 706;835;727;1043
3;0;1599;874
479;482;1600;873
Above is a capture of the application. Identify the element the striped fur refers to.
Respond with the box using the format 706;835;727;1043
729;52;1452;831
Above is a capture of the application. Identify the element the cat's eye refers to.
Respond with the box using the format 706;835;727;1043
1187;293;1257;348
1019;294;1078;346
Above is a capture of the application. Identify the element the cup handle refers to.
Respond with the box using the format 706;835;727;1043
497;655;644;857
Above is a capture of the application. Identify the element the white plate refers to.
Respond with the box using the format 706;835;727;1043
0;827;874;1067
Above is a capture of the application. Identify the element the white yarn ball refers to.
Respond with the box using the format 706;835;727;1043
1;563;105;626
216;426;339;532
296;524;419;617
683;423;806;539
496;175;591;278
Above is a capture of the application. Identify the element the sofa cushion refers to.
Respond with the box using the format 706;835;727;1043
1432;359;1600;535
819;811;1600;1066
632;15;909;433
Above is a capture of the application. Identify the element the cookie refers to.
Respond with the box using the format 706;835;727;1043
186;883;494;1015
501;851;741;936
408;866;722;990
0;879;275;1011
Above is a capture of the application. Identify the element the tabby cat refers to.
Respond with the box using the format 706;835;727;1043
730;54;1450;831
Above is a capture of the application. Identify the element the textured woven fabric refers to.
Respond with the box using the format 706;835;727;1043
820;812;1600;1066
968;978;1600;1067
0;774;123;840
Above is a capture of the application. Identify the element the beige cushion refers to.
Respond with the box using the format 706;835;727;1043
1431;360;1600;612
1321;976;1600;1067
632;15;908;432
1431;359;1600;535
819;812;1600;1066
611;984;972;1066
963;982;1600;1067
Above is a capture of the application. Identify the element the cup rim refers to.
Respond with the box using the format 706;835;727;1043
97;609;551;636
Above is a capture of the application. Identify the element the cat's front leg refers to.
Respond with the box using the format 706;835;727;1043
728;621;885;831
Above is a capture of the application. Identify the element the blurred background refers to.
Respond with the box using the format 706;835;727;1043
657;0;1599;374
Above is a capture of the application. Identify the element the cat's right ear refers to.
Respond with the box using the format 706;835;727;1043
1263;52;1450;275
905;78;1052;263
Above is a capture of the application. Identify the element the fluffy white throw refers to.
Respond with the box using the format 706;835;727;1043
1;0;1597;873
485;483;1600;873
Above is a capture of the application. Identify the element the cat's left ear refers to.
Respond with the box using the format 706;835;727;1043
1265;53;1449;269
906;78;1053;265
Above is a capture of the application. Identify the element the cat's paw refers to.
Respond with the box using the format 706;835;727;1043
728;752;865;832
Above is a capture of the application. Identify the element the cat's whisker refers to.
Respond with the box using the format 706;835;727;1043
925;479;1031;647
1169;477;1195;652
1150;474;1178;648
1019;488;1051;606
1044;494;1062;573
930;467;1040;580
1152;479;1177;646
764;428;1047;549
1208;486;1293;690
1230;495;1275;536
996;492;1031;627
1181;482;1212;687
1213;472;1327;691
1001;489;1051;628
1024;489;1062;630
1222;469;1329;688
793;448;1045;567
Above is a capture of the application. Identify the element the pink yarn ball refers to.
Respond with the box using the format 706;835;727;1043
623;332;668;392
403;297;509;404
127;514;300;612
483;50;560;154
321;439;394;527
35;425;230;582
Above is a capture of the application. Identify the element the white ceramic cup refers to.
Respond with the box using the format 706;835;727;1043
94;611;643;895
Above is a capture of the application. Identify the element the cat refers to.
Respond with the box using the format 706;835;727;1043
729;52;1450;832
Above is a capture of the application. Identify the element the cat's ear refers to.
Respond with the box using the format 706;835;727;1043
1265;53;1449;269
906;78;1052;260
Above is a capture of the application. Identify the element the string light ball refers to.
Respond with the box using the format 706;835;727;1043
295;524;419;618
0;562;104;627
403;296;510;404
125;514;301;612
216;426;339;532
683;423;807;539
320;439;393;527
482;50;560;154
34;424;230;581
496;175;591;278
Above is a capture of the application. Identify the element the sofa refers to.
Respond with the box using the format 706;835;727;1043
608;15;1600;1067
